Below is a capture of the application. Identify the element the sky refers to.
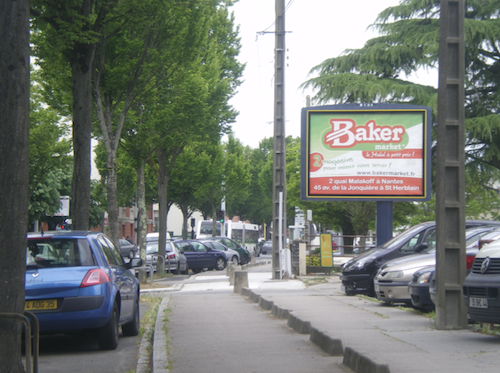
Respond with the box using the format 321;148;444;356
228;0;437;149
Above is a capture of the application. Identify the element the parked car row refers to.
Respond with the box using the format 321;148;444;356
143;235;253;274
341;220;500;320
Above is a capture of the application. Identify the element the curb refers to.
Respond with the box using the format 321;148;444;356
243;289;391;373
152;294;171;373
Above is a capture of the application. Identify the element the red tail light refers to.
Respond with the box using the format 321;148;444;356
167;254;176;260
466;255;475;270
81;269;110;288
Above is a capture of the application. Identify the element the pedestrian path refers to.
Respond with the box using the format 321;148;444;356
151;264;500;373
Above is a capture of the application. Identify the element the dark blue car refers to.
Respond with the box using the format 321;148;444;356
25;231;142;350
173;239;227;274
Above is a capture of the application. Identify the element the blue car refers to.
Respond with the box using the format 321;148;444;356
173;239;227;274
25;231;143;350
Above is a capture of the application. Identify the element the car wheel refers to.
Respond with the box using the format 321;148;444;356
192;268;202;274
215;257;226;271
172;262;180;275
231;256;238;266
98;302;119;350
129;250;134;259
242;255;249;265
122;296;140;337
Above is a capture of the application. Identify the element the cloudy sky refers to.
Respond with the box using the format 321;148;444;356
228;0;437;149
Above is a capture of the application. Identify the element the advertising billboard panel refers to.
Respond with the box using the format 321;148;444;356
301;104;431;201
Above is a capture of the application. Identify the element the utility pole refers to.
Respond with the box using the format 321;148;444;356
435;0;467;329
272;0;287;279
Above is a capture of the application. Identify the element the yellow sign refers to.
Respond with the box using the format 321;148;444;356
320;234;333;267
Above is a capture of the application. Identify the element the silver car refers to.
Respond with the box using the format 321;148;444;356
201;240;240;266
145;240;188;274
374;225;499;305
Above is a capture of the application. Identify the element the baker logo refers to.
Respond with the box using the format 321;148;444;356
324;119;406;148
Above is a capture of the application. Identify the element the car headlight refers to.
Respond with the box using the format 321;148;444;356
383;271;404;279
416;271;432;283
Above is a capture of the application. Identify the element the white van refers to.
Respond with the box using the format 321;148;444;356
146;232;171;242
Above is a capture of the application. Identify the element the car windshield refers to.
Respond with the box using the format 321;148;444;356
27;238;94;267
381;223;432;251
146;241;173;254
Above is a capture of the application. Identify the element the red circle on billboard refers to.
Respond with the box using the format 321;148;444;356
310;153;324;172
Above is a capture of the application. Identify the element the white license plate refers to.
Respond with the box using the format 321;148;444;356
408;286;413;295
469;297;488;309
374;284;380;293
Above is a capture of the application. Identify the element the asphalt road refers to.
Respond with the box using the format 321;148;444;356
34;301;149;373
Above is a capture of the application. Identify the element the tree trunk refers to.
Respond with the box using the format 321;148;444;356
0;0;30;371
70;42;94;230
136;161;147;260
180;203;189;240
156;149;169;276
106;157;119;246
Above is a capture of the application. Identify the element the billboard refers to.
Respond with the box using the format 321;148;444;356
301;104;431;201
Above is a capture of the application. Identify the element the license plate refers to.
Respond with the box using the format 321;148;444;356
25;299;57;311
374;284;380;293
469;297;488;309
408;286;413;295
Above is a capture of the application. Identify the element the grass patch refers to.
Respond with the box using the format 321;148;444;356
139;295;163;336
471;322;500;336
304;276;328;287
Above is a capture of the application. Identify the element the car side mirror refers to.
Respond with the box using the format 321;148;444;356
127;258;143;268
414;243;429;253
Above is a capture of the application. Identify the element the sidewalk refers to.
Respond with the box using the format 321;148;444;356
148;263;500;373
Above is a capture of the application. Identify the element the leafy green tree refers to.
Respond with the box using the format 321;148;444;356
224;135;251;219
168;145;212;239
29;79;73;227
0;0;30;370
31;0;118;230
302;0;500;221
244;138;274;228
151;1;243;274
92;0;188;246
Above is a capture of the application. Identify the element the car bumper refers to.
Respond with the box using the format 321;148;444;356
408;283;434;310
26;295;110;333
341;273;373;295
463;273;500;324
374;281;411;303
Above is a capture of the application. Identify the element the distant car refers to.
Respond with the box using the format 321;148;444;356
199;237;252;265
201;240;240;266
25;231;142;350
145;240;188;274
119;238;138;259
146;231;171;242
375;225;498;306
261;240;273;255
174;240;227;273
341;220;500;297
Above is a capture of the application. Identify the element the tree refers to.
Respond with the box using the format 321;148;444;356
151;1;243;275
28;78;73;228
223;135;251;219
92;0;184;246
0;0;30;371
302;0;500;217
31;0;117;230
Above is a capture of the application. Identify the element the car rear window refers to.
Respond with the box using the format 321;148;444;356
27;238;95;267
